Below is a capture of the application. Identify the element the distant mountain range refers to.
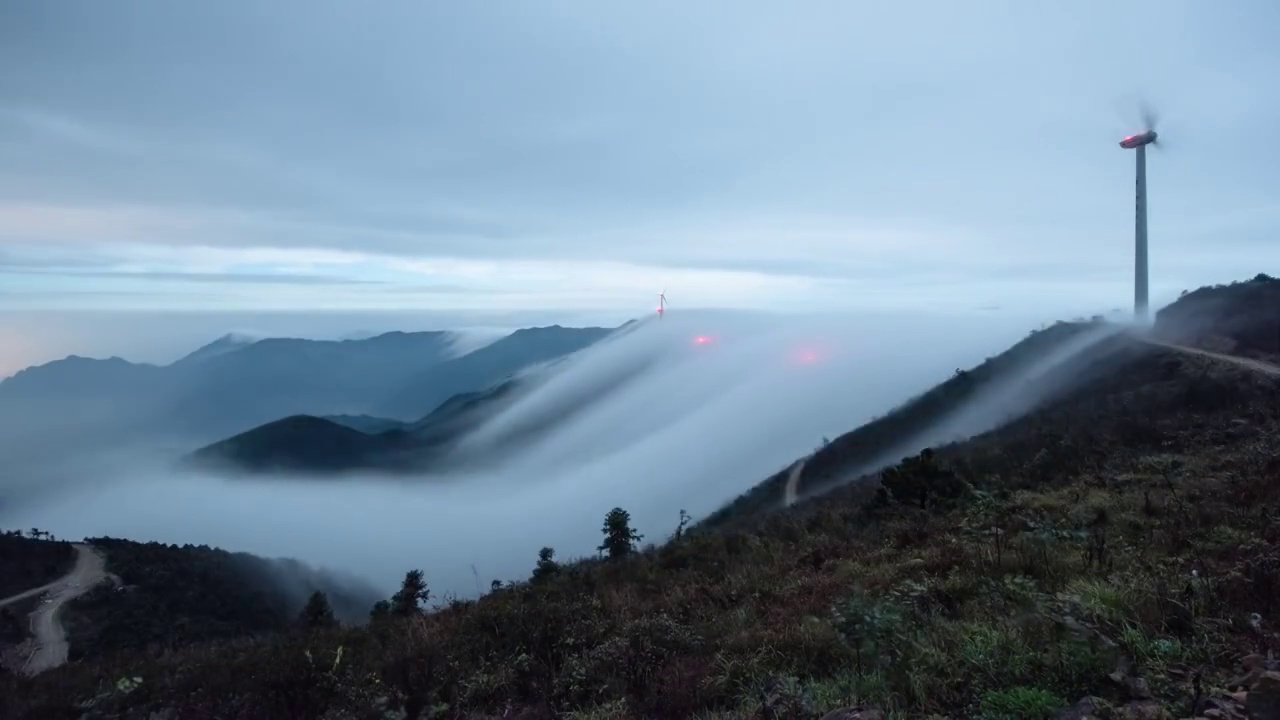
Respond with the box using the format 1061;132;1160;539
188;320;648;475
187;375;529;475
0;325;615;462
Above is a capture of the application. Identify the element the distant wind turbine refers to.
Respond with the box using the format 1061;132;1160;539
656;289;668;320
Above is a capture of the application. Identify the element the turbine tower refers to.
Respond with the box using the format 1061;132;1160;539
1119;109;1160;322
656;289;668;320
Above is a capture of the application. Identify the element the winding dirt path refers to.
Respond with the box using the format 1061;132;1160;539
0;543;110;675
782;456;810;508
1140;337;1280;378
0;578;64;611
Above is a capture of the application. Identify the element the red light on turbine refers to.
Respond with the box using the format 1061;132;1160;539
790;345;830;365
692;335;713;345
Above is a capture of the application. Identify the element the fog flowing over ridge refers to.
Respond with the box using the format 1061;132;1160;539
797;320;1128;502
3;309;1072;599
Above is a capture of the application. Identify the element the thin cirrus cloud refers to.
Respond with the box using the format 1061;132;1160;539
0;0;1277;314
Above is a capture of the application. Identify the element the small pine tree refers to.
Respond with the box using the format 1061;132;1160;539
531;546;560;583
369;599;391;622
673;509;691;541
299;590;338;630
390;569;430;616
598;507;643;560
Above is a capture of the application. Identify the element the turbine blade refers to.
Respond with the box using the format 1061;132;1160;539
1139;101;1159;132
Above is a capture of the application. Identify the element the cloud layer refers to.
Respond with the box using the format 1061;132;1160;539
3;308;1049;597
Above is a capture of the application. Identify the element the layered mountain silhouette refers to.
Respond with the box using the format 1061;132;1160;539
0;325;613;463
186;321;646;475
186;320;653;474
187;376;527;474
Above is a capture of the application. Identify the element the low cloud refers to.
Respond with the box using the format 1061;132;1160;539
5;268;386;286
1;308;1058;598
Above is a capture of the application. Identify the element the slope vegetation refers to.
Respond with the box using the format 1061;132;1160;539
1154;272;1280;363
702;319;1123;528
57;537;381;663
0;535;76;655
6;278;1279;719
0;534;75;600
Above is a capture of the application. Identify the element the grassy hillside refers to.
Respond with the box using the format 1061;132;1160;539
1155;273;1280;362
6;332;1279;717
701;319;1119;529
705;274;1280;533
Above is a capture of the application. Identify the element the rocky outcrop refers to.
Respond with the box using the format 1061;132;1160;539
1245;670;1280;720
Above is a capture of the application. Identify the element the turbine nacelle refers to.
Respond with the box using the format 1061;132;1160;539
1119;130;1158;149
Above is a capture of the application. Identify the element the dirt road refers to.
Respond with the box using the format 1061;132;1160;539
0;577;65;610
1141;337;1280;378
0;543;110;675
783;456;809;507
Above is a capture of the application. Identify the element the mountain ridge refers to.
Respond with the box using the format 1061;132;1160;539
0;324;617;453
185;328;617;474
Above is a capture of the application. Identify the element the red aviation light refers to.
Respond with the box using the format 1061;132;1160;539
790;343;833;366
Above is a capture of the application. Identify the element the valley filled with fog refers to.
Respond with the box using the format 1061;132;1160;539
2;309;1073;599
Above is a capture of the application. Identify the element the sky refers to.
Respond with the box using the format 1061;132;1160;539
2;0;1279;372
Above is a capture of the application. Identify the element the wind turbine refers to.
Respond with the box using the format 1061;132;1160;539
656;289;668;320
1119;104;1161;322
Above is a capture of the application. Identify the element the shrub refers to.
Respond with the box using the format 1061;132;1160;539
977;685;1065;720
